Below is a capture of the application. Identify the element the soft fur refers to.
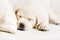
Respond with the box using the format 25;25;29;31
10;0;60;31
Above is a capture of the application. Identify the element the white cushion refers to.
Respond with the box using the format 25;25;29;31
0;0;17;34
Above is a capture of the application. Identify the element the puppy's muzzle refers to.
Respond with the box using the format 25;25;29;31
17;23;25;31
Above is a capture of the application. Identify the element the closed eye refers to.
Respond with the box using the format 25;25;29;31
16;15;22;20
18;15;33;21
28;18;33;21
28;18;32;21
19;16;22;18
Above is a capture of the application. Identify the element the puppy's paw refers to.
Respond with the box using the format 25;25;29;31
33;17;49;31
37;24;48;31
33;23;49;31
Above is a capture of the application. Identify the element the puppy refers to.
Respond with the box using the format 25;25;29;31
13;0;60;31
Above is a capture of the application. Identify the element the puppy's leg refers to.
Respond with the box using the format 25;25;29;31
38;16;49;31
49;12;60;25
33;16;49;31
42;0;60;25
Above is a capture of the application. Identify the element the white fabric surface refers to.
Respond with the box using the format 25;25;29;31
0;24;60;40
16;24;60;40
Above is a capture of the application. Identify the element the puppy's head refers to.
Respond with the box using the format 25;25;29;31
15;9;35;31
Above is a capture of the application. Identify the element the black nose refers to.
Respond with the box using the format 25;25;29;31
19;23;25;28
17;23;25;31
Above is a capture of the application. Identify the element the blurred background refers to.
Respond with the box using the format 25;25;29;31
42;0;60;18
50;0;60;15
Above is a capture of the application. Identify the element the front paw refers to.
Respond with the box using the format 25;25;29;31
38;24;48;31
33;23;49;31
33;17;49;31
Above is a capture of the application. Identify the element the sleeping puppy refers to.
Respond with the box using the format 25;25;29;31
14;0;60;31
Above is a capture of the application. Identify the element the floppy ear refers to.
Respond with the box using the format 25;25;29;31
15;9;19;18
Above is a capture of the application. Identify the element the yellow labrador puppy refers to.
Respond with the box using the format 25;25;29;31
10;0;60;31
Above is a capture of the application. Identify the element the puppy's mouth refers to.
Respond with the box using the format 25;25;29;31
17;23;25;31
